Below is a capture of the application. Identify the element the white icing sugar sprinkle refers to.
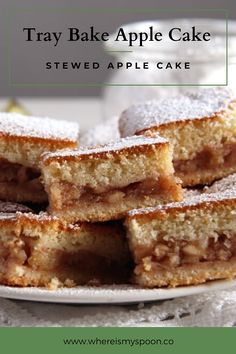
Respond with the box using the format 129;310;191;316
0;201;33;214
128;188;236;217
0;213;17;221
204;173;236;194
16;211;62;223
0;210;58;222
183;188;202;199
120;87;235;137
43;134;167;160
80;116;120;147
0;210;83;231
0;112;79;141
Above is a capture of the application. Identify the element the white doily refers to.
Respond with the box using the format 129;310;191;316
1;287;236;327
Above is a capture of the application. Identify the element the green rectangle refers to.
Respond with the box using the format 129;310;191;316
0;327;236;354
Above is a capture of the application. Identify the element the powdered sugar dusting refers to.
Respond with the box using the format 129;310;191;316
0;209;56;223
183;188;202;198
80;116;120;147
120;88;235;137
17;211;57;221
0;209;82;231
204;174;236;194
0;213;18;221
42;135;167;161
0;201;33;214
0;113;79;142
0;202;35;221
128;188;236;217
183;174;236;199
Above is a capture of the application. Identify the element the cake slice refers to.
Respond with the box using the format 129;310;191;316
125;190;236;288
41;135;183;223
0;113;79;203
0;203;130;288
119;88;236;187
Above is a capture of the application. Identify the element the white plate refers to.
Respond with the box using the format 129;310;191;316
0;279;236;304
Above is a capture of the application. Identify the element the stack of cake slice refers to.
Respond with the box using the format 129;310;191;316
0;203;130;287
41;135;182;222
1;87;236;289
0;113;79;204
119;88;236;187
0;113;182;287
125;188;236;288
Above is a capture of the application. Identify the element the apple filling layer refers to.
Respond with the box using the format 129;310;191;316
0;158;47;203
49;175;181;213
135;233;236;275
174;143;236;185
0;236;130;287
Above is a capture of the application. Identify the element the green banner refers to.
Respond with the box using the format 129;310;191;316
0;327;235;354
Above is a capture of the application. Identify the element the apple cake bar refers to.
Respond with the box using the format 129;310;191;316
41;135;183;223
125;189;236;288
0;113;79;204
119;88;236;187
0;203;130;288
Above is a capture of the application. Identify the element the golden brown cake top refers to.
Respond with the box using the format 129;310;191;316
0;209;75;232
41;135;168;164
0;200;59;226
119;88;235;137
0;202;123;236
127;189;236;221
0;113;79;143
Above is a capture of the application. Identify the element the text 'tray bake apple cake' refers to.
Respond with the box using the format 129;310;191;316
41;135;183;223
0;202;130;288
125;189;236;288
0;113;79;204
119;88;236;187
